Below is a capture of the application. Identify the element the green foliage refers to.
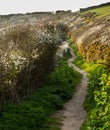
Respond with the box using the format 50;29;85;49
0;54;82;130
81;73;110;130
40;117;61;130
71;40;110;129
84;64;107;111
47;60;82;101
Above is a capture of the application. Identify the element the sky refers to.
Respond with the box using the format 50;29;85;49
0;0;109;15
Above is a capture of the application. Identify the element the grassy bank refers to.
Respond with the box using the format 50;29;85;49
71;41;110;130
0;52;82;130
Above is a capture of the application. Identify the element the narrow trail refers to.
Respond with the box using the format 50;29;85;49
57;47;88;130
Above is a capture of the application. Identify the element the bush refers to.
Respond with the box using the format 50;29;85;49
0;23;68;104
0;26;40;104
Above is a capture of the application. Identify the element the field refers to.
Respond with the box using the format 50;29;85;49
81;5;110;17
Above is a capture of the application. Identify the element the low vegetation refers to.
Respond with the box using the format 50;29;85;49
81;66;110;130
71;41;110;130
0;53;82;130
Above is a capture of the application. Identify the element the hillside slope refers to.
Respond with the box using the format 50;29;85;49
65;5;110;69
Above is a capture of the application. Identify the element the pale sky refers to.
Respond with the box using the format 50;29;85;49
0;0;109;15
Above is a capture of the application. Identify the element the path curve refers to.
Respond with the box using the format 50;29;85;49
57;47;88;130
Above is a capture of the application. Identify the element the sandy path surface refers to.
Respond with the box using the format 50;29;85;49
57;47;88;130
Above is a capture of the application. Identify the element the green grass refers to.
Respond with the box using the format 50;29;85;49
81;5;110;17
0;52;82;130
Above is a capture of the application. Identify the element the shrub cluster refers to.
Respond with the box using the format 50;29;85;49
0;23;68;104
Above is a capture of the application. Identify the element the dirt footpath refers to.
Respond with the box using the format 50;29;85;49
57;47;88;130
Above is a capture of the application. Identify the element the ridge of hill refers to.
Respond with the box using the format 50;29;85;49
80;2;110;12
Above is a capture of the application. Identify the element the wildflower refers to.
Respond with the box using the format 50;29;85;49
106;81;110;86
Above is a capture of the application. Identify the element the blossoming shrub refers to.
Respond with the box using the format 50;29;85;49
0;23;68;104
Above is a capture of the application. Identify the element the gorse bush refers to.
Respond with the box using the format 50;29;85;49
0;54;82;130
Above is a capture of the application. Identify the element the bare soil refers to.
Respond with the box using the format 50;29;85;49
56;47;88;130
